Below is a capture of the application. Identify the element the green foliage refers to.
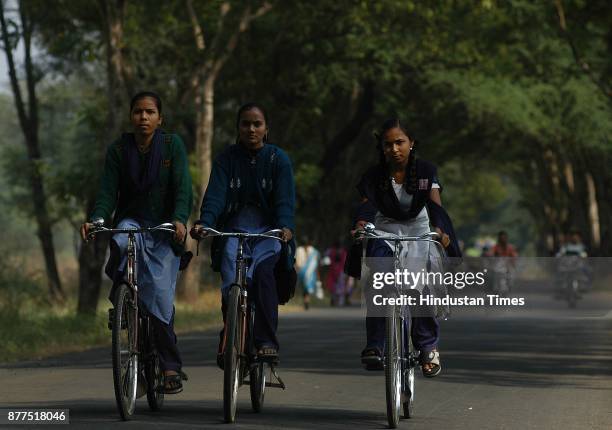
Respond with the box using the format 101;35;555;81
294;163;323;204
2;0;612;261
441;161;509;229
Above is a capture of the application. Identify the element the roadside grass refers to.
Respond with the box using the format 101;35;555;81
0;265;227;363
0;280;303;364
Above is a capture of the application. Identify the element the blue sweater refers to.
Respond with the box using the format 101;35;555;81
198;143;295;232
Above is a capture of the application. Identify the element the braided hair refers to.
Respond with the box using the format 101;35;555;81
374;118;418;194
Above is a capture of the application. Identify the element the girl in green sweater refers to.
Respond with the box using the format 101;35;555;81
80;91;192;394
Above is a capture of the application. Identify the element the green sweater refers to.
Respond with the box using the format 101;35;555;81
90;133;192;227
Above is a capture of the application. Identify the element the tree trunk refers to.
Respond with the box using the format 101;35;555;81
30;169;65;301
179;1;272;297
180;75;216;300
583;149;612;256
77;0;128;314
307;81;375;243
77;201;110;316
0;1;64;301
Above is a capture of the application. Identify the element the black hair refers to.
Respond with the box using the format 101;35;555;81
498;231;508;237
236;102;269;143
374;118;417;194
130;91;162;114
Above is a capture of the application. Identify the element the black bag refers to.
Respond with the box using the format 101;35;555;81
274;241;296;304
344;241;363;279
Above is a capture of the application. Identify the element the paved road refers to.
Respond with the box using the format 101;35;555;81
2;289;612;429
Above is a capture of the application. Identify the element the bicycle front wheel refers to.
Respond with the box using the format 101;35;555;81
224;284;242;423
250;362;266;413
112;283;138;420
385;306;402;428
403;330;415;419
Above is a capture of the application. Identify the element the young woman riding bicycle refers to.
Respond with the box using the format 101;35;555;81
348;118;461;377
190;102;295;363
80;91;192;394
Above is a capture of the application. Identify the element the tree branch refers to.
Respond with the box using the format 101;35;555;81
206;1;232;62
182;0;230;104
210;1;272;78
186;0;205;51
554;0;611;99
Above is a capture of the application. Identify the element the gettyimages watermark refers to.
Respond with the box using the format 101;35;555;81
360;257;612;317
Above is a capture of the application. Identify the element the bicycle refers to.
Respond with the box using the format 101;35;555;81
194;226;287;423
490;259;513;298
88;219;176;421
556;253;587;308
355;223;444;428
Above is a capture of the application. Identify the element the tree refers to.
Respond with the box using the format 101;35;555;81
0;0;64;301
76;0;133;314
179;0;272;298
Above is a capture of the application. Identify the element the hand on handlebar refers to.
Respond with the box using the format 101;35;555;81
281;227;293;242
172;221;186;243
435;227;451;248
190;224;208;240
80;223;93;242
351;220;368;238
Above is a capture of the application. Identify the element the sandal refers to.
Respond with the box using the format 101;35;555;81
420;349;442;378
163;372;184;394
257;346;279;363
361;347;383;371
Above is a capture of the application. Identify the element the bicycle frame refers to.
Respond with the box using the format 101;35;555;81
219;231;282;362
356;224;445;427
125;232;139;369
234;236;249;363
196;226;285;422
88;221;175;419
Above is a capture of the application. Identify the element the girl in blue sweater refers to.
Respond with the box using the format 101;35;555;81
191;103;295;362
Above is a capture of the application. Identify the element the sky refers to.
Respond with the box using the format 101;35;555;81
0;38;45;95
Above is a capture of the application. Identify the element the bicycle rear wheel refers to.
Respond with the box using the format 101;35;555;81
112;283;138;420
249;303;266;413
145;317;164;411
385;306;402;428
224;284;242;423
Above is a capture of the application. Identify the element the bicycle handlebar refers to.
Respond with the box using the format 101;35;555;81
196;226;285;243
354;223;445;252
87;222;176;240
